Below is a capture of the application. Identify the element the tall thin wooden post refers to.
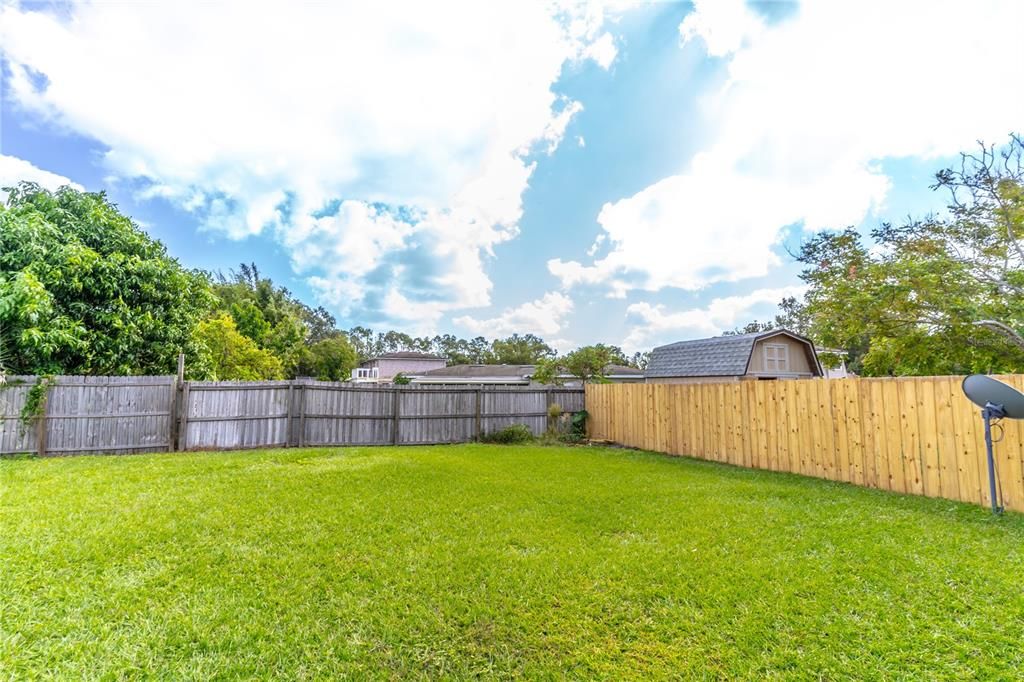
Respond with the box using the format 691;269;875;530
286;381;295;447
391;387;402;445
168;379;178;452
169;353;185;452
474;388;482;440
35;389;49;458
545;386;553;433
298;382;307;448
177;382;191;451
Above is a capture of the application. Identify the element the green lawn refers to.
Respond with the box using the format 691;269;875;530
2;444;1023;679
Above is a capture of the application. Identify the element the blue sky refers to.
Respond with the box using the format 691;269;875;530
1;0;1021;353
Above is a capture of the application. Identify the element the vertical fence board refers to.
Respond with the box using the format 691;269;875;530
916;380;942;498
952;386;983;505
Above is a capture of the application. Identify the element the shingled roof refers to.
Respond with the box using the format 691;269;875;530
417;364;534;379
646;330;820;378
367;351;444;361
414;363;646;384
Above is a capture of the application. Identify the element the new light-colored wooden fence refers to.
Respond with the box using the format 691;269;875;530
0;376;583;456
587;376;1024;513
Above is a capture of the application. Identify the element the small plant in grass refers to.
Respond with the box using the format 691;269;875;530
558;409;588;443
480;424;533;444
546;402;564;439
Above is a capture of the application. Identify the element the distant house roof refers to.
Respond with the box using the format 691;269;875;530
415;364;534;384
599;364;645;378
365;351;444;362
419;364;533;378
647;330;822;378
413;363;645;384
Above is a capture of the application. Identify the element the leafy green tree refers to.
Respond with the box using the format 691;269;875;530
562;345;622;383
491;333;555;364
629;351;651;370
0;271;86;374
466;336;495;363
294;334;358;381
431;334;473;364
305;306;338;344
0;183;213;375
532;344;623;385
193;314;283;380
792;136;1024;376
775;296;811;336
229;300;272;345
724;321;776;336
530;357;562;385
213;263;336;376
380;330;416;354
346;326;377;361
345;326;435;361
726;298;810;338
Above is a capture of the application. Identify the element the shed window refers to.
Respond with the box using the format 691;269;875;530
764;343;789;372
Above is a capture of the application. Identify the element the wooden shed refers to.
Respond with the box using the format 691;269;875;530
645;329;824;384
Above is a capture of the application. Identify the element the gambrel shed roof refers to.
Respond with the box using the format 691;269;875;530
646;330;823;378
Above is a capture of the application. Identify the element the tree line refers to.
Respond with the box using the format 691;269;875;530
734;134;1024;377
0;185;644;381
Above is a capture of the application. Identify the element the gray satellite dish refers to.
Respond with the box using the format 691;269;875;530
961;375;1024;513
962;374;1024;419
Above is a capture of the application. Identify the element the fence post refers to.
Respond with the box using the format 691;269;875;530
298;381;307;448
286;381;295;447
391;386;401;445
545;386;553;433
169;354;185;452
475;388;482;440
35;385;50;458
177;381;190;451
168;379;177;452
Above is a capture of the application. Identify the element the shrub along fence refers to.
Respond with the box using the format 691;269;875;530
587;376;1024;513
0;376;583;456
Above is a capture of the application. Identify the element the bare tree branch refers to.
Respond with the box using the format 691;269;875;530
975;320;1024;351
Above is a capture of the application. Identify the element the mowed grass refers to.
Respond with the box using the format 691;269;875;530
2;445;1024;679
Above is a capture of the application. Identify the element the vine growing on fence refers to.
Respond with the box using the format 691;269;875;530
20;375;53;432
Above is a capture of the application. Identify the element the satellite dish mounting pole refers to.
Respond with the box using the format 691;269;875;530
962;375;1023;515
981;402;1005;514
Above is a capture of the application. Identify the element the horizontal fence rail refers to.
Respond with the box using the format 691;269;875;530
587;377;1024;513
0;376;583;456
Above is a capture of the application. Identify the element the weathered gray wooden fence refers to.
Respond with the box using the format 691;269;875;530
0;376;584;456
0;375;175;456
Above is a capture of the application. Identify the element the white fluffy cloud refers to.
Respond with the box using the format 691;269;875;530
550;0;1024;296
454;291;574;338
622;285;805;352
0;1;616;327
0;155;82;198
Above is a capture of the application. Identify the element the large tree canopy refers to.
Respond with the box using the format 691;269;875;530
532;344;630;385
0;184;212;375
792;136;1024;376
193;314;283;380
491;334;555;365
